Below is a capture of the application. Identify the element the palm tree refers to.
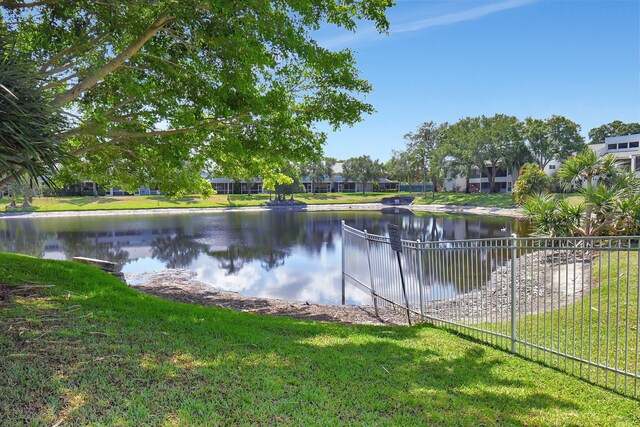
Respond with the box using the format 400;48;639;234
0;45;68;188
556;149;620;236
524;149;639;237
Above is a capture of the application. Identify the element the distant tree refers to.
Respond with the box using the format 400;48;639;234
524;116;585;169
301;157;336;193
442;118;479;193
4;179;43;208
478;114;524;193
342;155;383;194
404;121;448;194
512;163;551;205
588;121;640;144
263;163;302;201
385;150;414;189
444;115;524;193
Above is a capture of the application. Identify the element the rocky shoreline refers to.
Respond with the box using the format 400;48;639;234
125;269;416;326
423;250;593;323
126;249;592;327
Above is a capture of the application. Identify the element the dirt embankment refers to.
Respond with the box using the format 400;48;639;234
126;270;415;326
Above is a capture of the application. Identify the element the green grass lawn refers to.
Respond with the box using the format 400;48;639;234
2;193;394;213
412;192;517;208
462;248;639;398
512;250;639;396
1;254;639;426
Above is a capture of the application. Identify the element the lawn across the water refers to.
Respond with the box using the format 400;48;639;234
412;192;516;208
2;193;391;213
1;253;639;426
1;192;522;213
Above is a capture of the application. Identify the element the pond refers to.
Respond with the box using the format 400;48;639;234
0;210;529;305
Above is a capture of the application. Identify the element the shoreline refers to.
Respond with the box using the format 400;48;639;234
0;202;524;219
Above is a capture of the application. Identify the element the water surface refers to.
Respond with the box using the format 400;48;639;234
0;210;528;305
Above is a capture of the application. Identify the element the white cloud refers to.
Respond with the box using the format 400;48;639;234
320;0;536;48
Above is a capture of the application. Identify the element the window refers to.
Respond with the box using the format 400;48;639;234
608;144;617;150
631;142;639;148
549;164;556;170
619;143;628;149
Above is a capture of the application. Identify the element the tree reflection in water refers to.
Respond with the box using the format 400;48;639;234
0;211;528;304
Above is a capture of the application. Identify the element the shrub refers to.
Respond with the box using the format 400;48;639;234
513;163;551;205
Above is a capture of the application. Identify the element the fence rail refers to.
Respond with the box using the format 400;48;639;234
341;221;640;398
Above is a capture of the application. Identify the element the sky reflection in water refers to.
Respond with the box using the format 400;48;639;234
0;210;529;305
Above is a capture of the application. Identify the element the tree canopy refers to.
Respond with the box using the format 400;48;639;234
0;0;393;194
588;121;640;144
342;155;383;194
300;156;336;193
524;115;584;169
404;121;448;193
443;114;524;193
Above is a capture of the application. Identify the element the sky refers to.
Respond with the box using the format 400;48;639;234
314;0;640;162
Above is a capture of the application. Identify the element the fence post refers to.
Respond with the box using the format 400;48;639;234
510;233;518;354
364;230;378;316
416;240;425;318
341;220;346;305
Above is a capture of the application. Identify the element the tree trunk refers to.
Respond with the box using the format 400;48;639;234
486;165;498;193
92;181;98;197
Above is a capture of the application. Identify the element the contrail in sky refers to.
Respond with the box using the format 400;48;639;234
321;0;537;48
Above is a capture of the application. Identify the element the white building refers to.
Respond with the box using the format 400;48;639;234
443;164;516;193
589;133;640;176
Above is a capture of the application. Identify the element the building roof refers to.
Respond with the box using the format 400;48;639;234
604;133;640;144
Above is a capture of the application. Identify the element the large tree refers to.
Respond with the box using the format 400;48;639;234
342;155;383;194
524;115;585;169
0;0;392;194
404;120;448;194
300;156;336;194
385;149;414;189
588;120;640;144
446;115;524;193
442;117;479;193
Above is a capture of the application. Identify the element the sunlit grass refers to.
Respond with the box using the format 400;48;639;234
4;193;394;212
413;192;516;208
1;253;639;425
469;250;639;398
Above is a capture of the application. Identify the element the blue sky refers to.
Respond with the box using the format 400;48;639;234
315;0;640;162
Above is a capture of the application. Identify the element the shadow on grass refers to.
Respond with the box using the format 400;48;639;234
0;257;593;426
63;196;122;206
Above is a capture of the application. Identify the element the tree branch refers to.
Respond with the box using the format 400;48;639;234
39;33;108;74
52;11;175;107
0;0;59;9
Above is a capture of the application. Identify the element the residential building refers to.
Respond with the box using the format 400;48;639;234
589;133;640;176
208;162;399;194
444;164;516;193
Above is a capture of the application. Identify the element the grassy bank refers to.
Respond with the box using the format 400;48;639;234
412;192;516;208
1;254;639;426
467;249;639;398
2;193;393;213
513;250;639;396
